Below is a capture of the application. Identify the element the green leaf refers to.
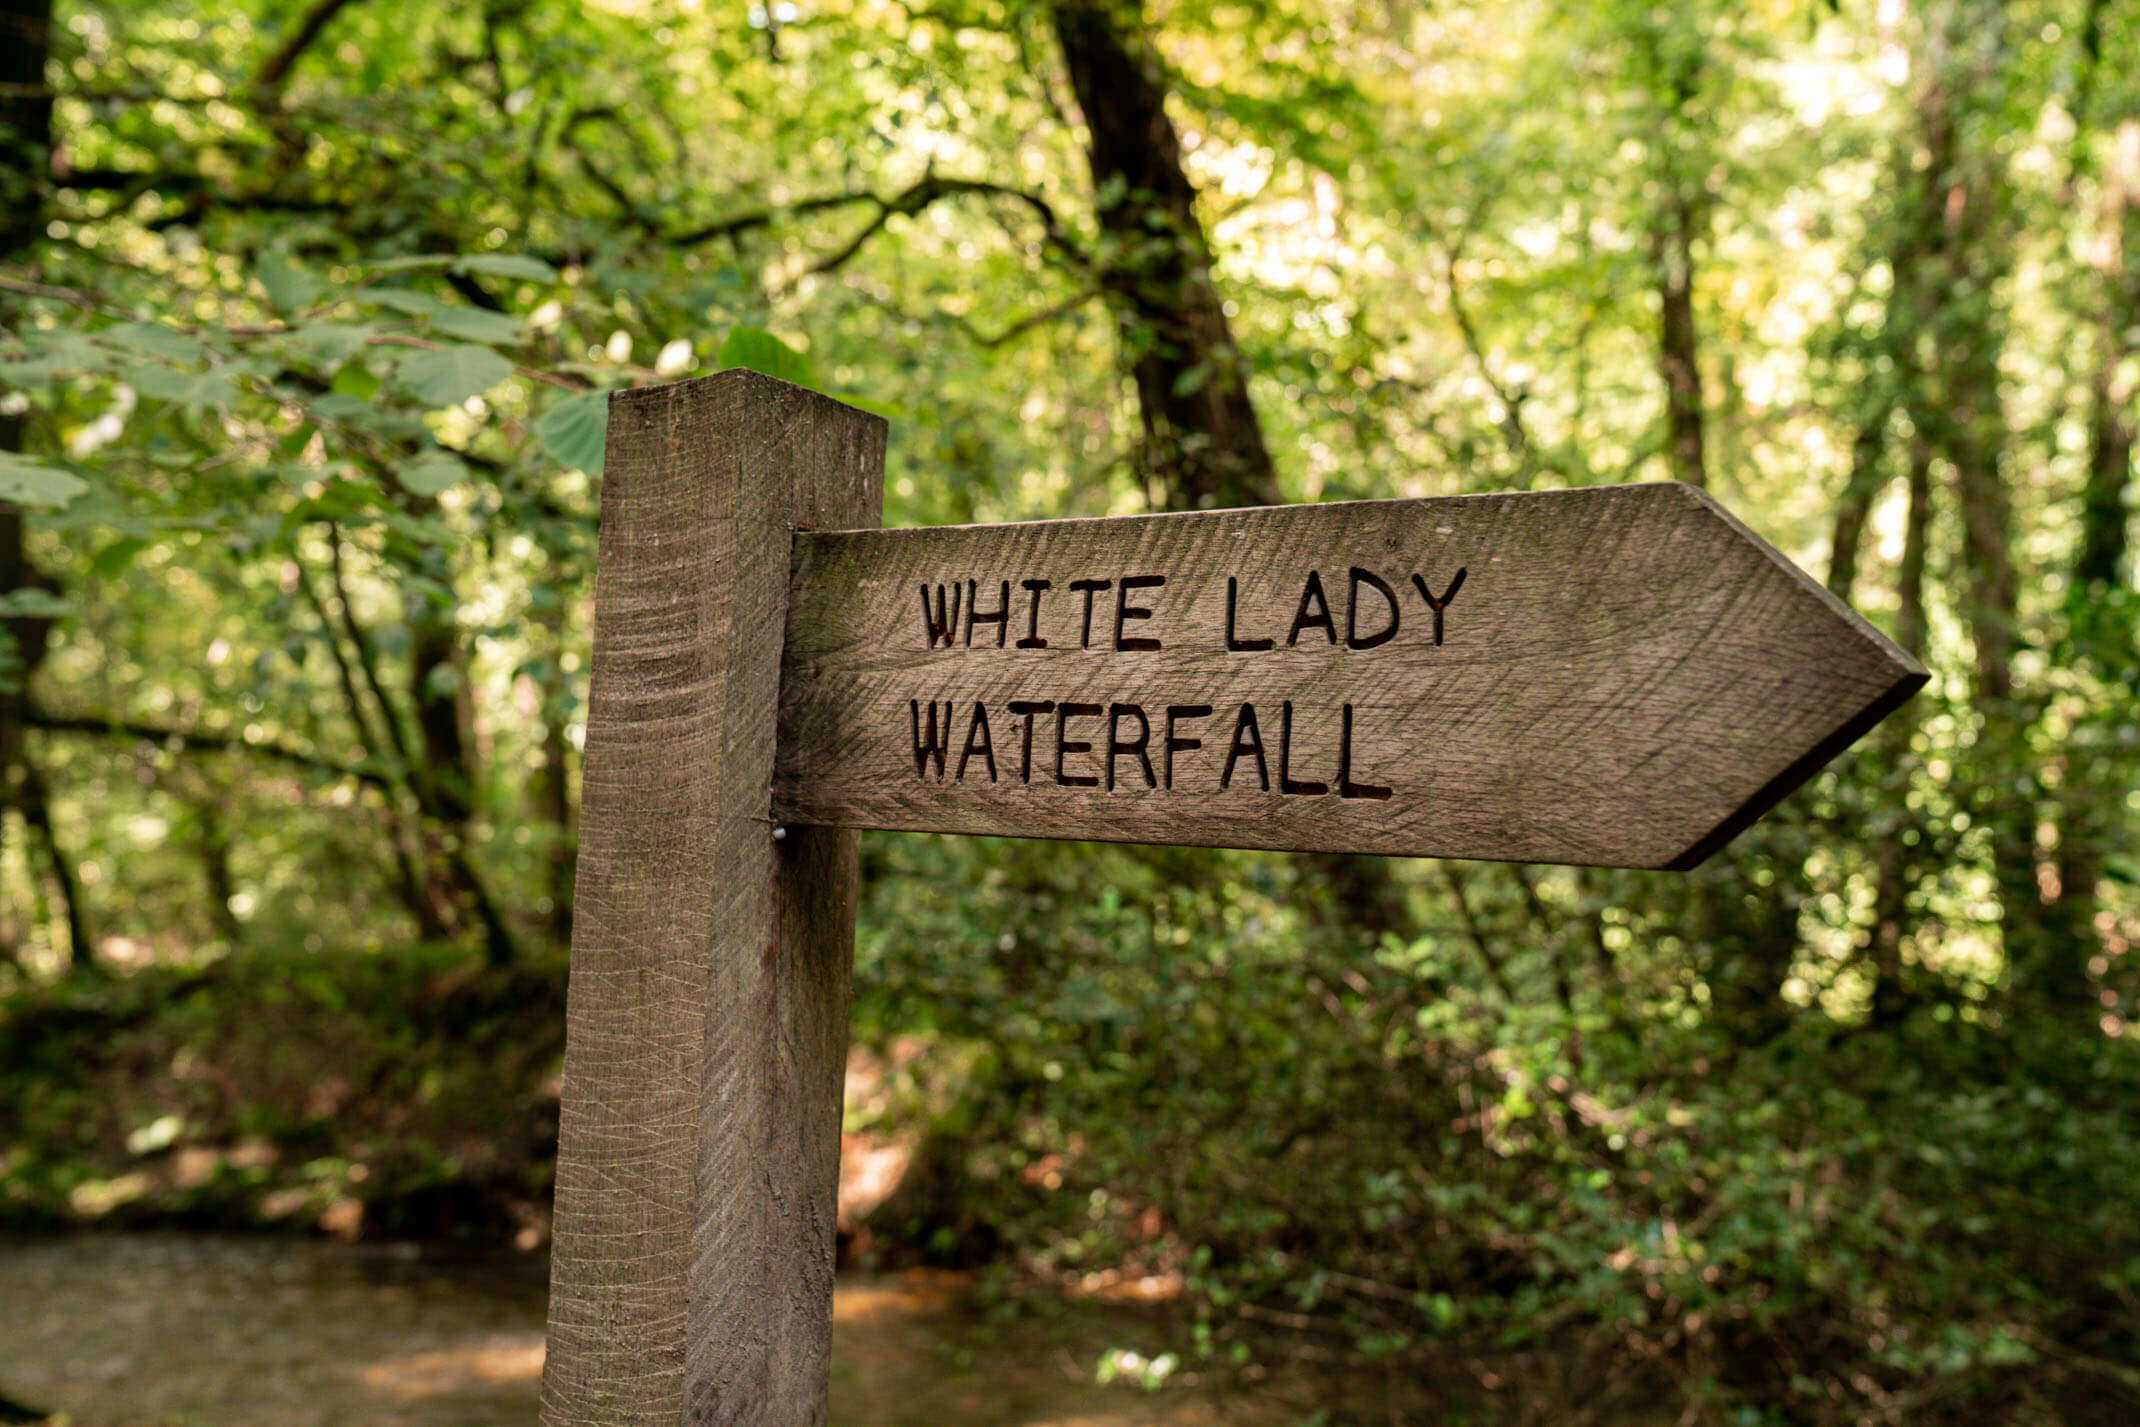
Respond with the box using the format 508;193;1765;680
99;322;205;364
0;452;88;508
537;390;609;474
428;307;526;345
330;363;382;401
367;255;455;273
0;586;75;620
398;344;514;407
307;393;374;424
0;588;75;619
308;395;425;439
256;253;325;314
455;253;559;282
5;331;111;381
366;289;451;321
400;450;470;496
366;289;523;343
89;536;150;579
126;365;239;409
717;326;817;389
285;323;377;367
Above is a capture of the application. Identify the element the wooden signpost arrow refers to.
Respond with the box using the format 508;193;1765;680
539;371;1925;1427
777;483;1923;870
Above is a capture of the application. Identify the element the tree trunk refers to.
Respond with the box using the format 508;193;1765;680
1652;188;1708;489
0;0;51;258
1825;422;1887;600
2042;117;2140;1023
1050;0;1278;510
1873;0;2041;1008
536;596;577;943
0;0;86;973
300;556;453;940
1930;173;2034;991
196;797;245;948
1832;83;1960;1023
327;521;518;964
1868;439;1932;1026
16;755;87;968
384;496;521;966
1627;11;1711;492
406;617;519;966
1048;0;1412;943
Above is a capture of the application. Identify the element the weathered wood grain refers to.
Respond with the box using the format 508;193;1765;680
540;370;883;1427
774;482;1924;870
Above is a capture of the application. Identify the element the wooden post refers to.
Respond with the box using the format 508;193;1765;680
540;371;885;1427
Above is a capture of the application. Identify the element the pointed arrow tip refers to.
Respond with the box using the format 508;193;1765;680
1662;664;1928;871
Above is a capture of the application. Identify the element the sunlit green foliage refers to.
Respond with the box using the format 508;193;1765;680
3;0;2138;1421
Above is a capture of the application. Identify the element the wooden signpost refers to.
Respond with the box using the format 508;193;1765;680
538;370;1925;1427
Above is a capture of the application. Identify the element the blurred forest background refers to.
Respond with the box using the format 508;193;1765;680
2;0;2138;1421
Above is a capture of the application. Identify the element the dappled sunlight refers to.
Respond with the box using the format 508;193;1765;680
830;1269;969;1324
352;1335;547;1397
3;0;2137;1421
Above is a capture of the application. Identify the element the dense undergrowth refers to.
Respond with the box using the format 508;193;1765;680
0;946;564;1243
6;830;2136;1426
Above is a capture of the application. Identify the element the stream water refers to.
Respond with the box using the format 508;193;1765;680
0;1235;1322;1427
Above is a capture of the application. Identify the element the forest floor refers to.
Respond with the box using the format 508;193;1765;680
0;1233;1666;1427
0;964;1689;1427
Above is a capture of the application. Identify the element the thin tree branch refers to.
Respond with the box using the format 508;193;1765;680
256;0;367;96
14;753;92;974
323;527;415;770
960;289;1101;347
1440;863;1515;1002
24;707;389;790
1441;240;1536;476
674;173;1085;272
297;559;393;770
558;109;664;237
1512;865;1579;1023
297;547;453;938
